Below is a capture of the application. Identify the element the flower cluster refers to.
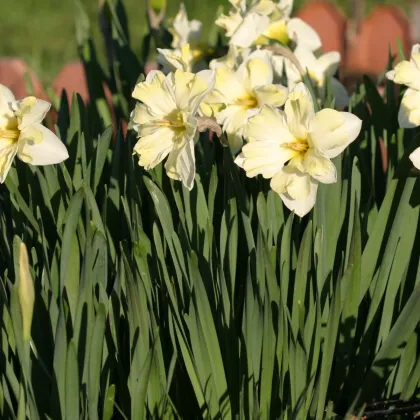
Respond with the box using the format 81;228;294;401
386;45;420;168
131;0;362;216
8;1;420;220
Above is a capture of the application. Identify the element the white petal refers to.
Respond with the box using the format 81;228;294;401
389;59;420;91
18;98;51;130
409;147;420;170
317;51;341;76
132;71;176;116
17;124;68;166
284;82;315;139
280;180;318;217
398;88;420;129
0;139;17;183
277;0;294;17
270;166;311;199
329;77;349;108
165;138;196;190
287;18;321;52
245;105;294;143
310;109;362;157
237;53;273;88
254;84;288;107
0;85;15;129
230;13;270;48
293;47;318;73
302;149;336;183
240;140;294;178
134;127;175;169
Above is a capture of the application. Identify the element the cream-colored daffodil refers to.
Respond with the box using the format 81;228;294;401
386;44;420;170
217;0;321;52
131;69;215;190
0;85;69;183
387;44;420;129
169;3;202;49
203;51;288;151
235;82;361;216
156;44;206;73
276;46;349;107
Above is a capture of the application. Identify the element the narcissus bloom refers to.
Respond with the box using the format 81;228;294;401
203;51;288;151
386;44;420;169
169;3;202;49
131;69;214;190
217;0;321;51
235;83;361;216
0;85;69;183
386;44;420;129
277;46;349;107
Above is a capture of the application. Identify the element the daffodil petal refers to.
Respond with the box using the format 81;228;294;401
245;105;293;143
317;51;341;76
17;124;69;166
132;71;177;116
214;66;247;102
287;18;321;52
409;147;420;170
134;127;176;170
284;82;315;139
387;55;420;91
17;98;51;130
310;109;361;157
270;166;311;200
254;83;288;107
302;149;337;184
279;180;318;217
0;138;17;183
165;138;196;190
398;88;420;129
0;87;15;129
239;140;293;178
230;13;270;48
216;12;243;37
237;55;273;89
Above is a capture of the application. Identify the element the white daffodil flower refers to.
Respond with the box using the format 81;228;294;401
131;69;215;190
276;46;349;107
235;82;361;216
203;51;288;151
387;44;420;129
169;3;202;49
0;85;69;183
217;0;321;52
386;44;420;170
156;44;206;73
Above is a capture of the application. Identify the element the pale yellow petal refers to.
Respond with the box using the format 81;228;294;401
245;105;293;143
309;109;362;157
284;82;315;139
134;127;175;170
254;84;288;107
409;147;420;170
165;138;196;190
132;72;176;116
302;149;336;184
398;88;420;129
270;166;311;200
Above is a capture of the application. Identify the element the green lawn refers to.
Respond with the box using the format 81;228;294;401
0;0;411;84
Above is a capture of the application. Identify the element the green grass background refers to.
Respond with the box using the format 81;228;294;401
0;0;412;84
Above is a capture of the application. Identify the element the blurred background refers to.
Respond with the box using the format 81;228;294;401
0;0;418;97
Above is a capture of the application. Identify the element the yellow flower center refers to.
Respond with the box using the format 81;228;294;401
236;92;258;109
0;129;20;141
285;139;309;155
155;111;187;136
